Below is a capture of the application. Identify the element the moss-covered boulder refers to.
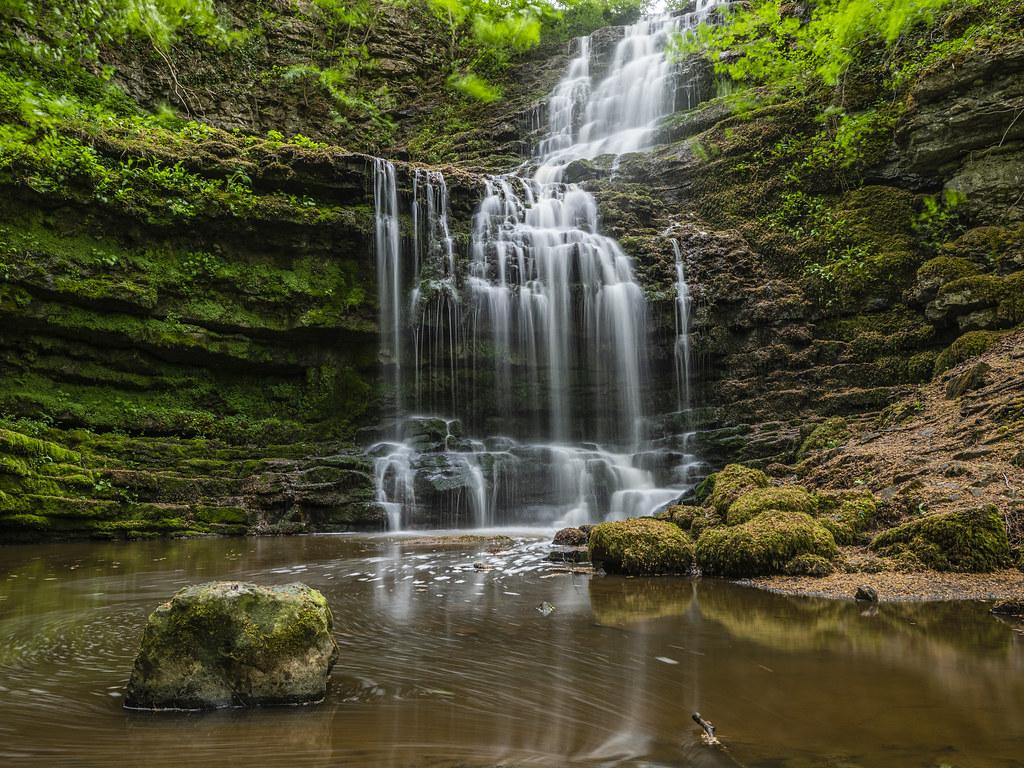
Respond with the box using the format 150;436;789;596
783;553;835;577
588;518;695;575
706;464;770;514
870;506;1011;572
726;486;816;525
696;510;838;578
125;581;338;710
814;490;879;544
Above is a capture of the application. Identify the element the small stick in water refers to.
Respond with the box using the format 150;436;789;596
692;711;719;745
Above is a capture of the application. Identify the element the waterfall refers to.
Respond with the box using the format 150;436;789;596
672;238;692;416
374;158;402;415
371;7;719;528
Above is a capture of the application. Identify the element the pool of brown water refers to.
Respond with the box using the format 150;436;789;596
1;533;1021;767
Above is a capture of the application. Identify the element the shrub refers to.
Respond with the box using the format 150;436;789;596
588;518;695;575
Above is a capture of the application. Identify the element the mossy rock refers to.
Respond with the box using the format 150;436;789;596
706;464;770;514
125;581;338;709
814;490;879;545
588;518;695;576
655;504;698;530
783;553;835;577
796;417;850;461
690;507;725;538
870;506;1011;572
726;486;816;525
933;330;1007;376
696;510;838;578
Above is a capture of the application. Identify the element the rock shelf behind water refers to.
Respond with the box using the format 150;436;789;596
125;581;338;710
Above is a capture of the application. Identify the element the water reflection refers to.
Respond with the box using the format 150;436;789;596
0;535;1021;767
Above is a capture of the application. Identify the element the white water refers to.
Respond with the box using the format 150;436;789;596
372;8;718;528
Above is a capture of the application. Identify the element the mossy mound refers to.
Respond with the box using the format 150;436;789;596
783;553;835;577
870;506;1011;572
797;417;850;460
814;491;879;545
706;464;770;514
655;504;697;530
933;330;1008;375
696;510;838;578
125;581;338;709
588;518;695;576
726;486;816;525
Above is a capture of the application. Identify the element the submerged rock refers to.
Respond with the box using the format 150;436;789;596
125;581;337;710
588;518;695;575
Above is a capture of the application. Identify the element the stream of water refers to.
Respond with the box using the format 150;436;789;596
2;535;1022;767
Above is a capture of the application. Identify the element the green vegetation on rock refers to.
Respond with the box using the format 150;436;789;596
870;506;1012;572
797;417;851;460
125;581;338;709
696;510;838;577
706;463;770;514
588;518;695;575
726;486;816;525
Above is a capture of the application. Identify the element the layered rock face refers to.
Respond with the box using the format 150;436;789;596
125;581;338;710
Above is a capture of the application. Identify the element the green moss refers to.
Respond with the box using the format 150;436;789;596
814;490;879;545
726;486;816;525
783;553;835;576
707;464;770;514
933;330;1008;375
797;417;850;460
588;518;695;575
916;255;979;284
696;510;838;577
870;506;1011;572
195;506;249;526
655;504;698;530
0;428;79;463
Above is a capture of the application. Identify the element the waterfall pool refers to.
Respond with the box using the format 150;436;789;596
1;534;1021;767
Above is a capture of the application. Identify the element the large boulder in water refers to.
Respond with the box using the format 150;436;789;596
125;581;337;710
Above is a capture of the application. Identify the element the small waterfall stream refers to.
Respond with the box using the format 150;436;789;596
371;7;720;528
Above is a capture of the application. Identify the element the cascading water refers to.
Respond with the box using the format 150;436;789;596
372;6;720;529
672;238;692;416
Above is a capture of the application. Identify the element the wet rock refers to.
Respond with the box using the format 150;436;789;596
552;527;588;546
547;546;589;563
855;585;879;602
125;581;337;710
991;599;1024;617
